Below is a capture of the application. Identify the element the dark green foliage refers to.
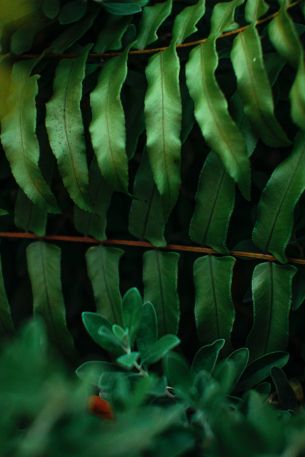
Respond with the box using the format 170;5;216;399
1;0;305;454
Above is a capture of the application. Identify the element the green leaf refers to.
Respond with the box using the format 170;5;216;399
231;24;290;147
128;151;167;247
209;0;243;36
59;0;87;25
124;71;146;159
14;190;47;236
73;159;113;240
245;0;268;22
76;360;116;385
0;255;14;338
112;324;128;342
290;58;305;131
122;288;143;346
82;312;123;354
90;51;129;193
191;339;225;373
137;301;158;353
171;0;205;45
42;0;60;19
1;61;58;212
141;334;180;365
214;347;249;392
48;11;98;53
26;242;75;356
94;16;131;52
252;132;305;263
144;45;181;210
134;0;172;49
103;2;142;16
292;265;305;310
189;152;235;253
186;39;250;199
86;246;123;324
268;3;302;68
117;351;139;369
271;366;298;410
246;262;296;359
193;255;235;352
143;250;180;336
46;45;92;211
163;352;192;391
237;351;289;391
10;17;48;55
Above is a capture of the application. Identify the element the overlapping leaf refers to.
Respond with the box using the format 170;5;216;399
26;242;75;356
86;246;123;324
253;132;305;263
189;152;235;253
231;24;290;147
194;255;235;352
143;250;180;336
129;151;167;247
134;0;172;49
1;61;58;212
246;262;296;359
90;50;129;193
74;159;113;240
46;45;91;211
144;46;181;210
186;0;250;199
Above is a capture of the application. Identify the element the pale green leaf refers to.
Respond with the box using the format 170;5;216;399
246;262;296;359
26;242;75;356
290;58;305;131
86;246;123;324
1;61;58;212
0;255;14;338
117;351;139;369
268;3;302;68
73;159;113;240
189;151;235;253
143;250;180;336
231;25;290;147
253;132;305;263
128;151;167;247
172;0;205;45
90;51;129;193
46;45;92;211
186;39;250;198
135;0;172;49
144;46;181;209
194;255;236;352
